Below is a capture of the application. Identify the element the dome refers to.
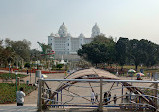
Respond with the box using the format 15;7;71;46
92;23;100;31
79;33;85;38
50;32;55;36
58;22;68;37
91;23;100;38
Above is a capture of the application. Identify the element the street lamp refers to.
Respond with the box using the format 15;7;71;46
15;70;18;91
30;61;32;84
9;63;11;79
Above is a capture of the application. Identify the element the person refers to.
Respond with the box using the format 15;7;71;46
95;93;98;102
108;92;111;102
137;74;141;80
91;91;95;104
104;92;108;105
16;87;25;106
113;94;117;104
125;92;129;103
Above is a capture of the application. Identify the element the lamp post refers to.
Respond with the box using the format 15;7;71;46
9;63;11;79
30;61;32;84
15;70;18;91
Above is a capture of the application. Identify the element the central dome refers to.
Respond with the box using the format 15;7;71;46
91;23;100;38
58;22;68;37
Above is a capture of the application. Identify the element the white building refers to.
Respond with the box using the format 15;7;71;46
48;23;101;60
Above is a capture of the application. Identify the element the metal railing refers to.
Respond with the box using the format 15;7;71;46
37;79;159;111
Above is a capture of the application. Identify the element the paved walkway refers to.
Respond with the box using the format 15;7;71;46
0;105;37;112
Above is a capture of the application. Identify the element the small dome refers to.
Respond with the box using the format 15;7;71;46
50;32;54;36
58;22;68;37
79;33;85;38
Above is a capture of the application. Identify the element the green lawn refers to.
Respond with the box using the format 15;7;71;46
0;83;36;104
0;73;28;79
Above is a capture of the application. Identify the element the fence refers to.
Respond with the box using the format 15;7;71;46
37;79;159;111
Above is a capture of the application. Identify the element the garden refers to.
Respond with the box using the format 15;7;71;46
0;72;28;80
0;83;36;104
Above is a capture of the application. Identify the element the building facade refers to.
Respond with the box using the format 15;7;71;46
48;23;101;56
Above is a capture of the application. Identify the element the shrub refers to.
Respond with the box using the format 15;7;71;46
56;64;64;70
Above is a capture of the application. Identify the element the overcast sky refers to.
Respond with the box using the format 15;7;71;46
0;0;159;49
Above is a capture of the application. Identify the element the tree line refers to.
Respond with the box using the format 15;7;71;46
78;35;159;70
0;38;41;68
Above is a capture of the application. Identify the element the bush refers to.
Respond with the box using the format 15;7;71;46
24;63;30;68
0;73;28;79
56;64;64;70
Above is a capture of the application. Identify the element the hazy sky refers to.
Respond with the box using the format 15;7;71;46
0;0;159;49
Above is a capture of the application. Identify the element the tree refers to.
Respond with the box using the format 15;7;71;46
56;64;64;70
127;39;140;70
30;49;42;61
139;39;159;67
78;35;116;66
116;37;129;69
5;38;31;62
1;46;16;67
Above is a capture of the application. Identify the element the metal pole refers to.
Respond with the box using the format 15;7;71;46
98;78;103;112
42;80;44;105
121;84;123;103
30;67;31;84
37;79;42;111
61;90;62;105
15;71;17;92
131;73;133;85
35;71;36;84
9;63;10;79
30;61;32;84
154;73;158;111
57;93;58;104
154;83;158;112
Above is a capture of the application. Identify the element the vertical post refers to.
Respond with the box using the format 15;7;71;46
131;73;133;85
30;61;32;84
37;79;42;111
61;90;62;105
98;78;103;112
15;71;18;91
154;77;158;111
35;73;36;84
121;84;123;103
42;80;45;105
9;63;11;79
57;93;58;104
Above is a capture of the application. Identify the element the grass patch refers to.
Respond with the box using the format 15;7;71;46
0;83;36;104
0;73;28;79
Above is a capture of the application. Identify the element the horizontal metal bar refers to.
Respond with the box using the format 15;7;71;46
42;79;159;83
46;104;154;108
